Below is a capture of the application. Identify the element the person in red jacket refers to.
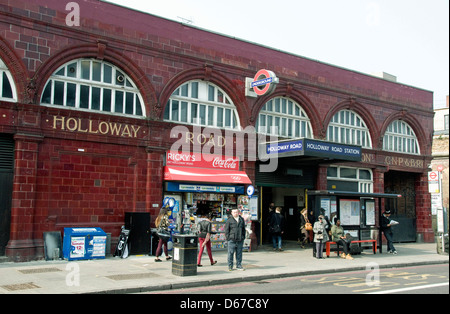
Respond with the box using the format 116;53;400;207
197;212;218;267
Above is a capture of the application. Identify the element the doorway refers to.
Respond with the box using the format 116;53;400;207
284;196;300;241
0;134;14;256
384;171;417;242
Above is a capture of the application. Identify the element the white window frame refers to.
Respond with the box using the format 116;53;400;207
327;166;374;193
0;58;17;102
40;58;146;118
327;109;372;148
383;120;420;155
164;80;241;130
256;97;313;139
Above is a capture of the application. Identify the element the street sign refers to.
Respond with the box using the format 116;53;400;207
428;171;440;194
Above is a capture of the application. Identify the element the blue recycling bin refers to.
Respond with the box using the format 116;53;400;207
63;228;107;261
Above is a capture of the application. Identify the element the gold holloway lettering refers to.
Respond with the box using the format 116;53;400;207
52;115;140;138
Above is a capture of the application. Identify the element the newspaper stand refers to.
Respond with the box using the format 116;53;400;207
63;228;107;261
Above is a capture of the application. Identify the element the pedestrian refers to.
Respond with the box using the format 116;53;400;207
308;210;315;243
380;210;398;254
331;219;354;260
197;212;218;267
265;202;275;243
225;208;246;271
313;215;329;259
299;208;310;249
154;206;172;262
269;207;285;251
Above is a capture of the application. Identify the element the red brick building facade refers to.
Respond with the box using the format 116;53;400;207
0;0;434;261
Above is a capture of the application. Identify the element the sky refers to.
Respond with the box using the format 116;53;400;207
104;0;449;108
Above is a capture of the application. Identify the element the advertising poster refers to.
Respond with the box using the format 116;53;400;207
70;237;85;259
340;199;360;226
366;201;376;226
92;236;107;257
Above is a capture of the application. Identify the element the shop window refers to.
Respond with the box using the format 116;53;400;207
40;59;145;117
0;58;17;102
327;166;373;193
256;97;313;138
327;110;372;148
383;120;420;155
164;80;240;130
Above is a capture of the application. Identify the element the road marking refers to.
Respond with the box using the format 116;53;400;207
367;282;449;294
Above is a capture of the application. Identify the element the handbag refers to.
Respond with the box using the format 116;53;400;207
316;233;324;240
305;222;313;231
156;227;171;241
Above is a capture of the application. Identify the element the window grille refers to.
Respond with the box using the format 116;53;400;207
164;80;240;130
0;58;17;102
256;97;313;138
327;110;372;148
383;120;420;155
41;59;145;117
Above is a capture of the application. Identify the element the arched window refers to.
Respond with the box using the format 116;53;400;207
383;120;420;155
327;110;372;148
0;58;17;102
164;80;240;130
41;58;145;117
256;97;313;138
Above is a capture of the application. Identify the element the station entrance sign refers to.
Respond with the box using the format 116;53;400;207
246;69;279;97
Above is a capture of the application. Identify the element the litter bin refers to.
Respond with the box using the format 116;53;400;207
63;228;107;261
172;234;198;276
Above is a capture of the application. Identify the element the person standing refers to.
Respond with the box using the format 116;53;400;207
269;207;285;251
313;215;329;259
225;209;246;271
299;208;310;249
380;210;398;254
154;207;172;262
197;212;218;267
265;203;276;243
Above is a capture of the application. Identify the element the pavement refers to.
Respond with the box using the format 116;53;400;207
0;242;448;294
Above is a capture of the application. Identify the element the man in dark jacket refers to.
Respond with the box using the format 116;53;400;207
225;209;246;271
380;210;398;254
269;207;286;251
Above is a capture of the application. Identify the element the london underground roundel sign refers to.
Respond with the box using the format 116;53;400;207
251;69;279;96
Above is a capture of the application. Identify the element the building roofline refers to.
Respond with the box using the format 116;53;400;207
100;1;432;94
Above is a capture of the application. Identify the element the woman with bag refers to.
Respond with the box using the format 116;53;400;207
313;215;329;259
269;207;285;251
154;206;172;262
299;208;311;249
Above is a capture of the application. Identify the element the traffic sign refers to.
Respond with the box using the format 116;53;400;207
428;171;440;194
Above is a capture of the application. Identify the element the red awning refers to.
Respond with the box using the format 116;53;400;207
164;166;252;185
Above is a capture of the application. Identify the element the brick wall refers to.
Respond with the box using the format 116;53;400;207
0;0;436;260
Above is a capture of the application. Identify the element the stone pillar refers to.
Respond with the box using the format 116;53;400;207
315;165;328;190
415;172;435;243
6;133;43;262
146;147;165;225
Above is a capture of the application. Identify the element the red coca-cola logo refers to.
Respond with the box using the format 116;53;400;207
212;157;238;170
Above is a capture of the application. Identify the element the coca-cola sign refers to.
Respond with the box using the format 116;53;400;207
166;151;240;171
